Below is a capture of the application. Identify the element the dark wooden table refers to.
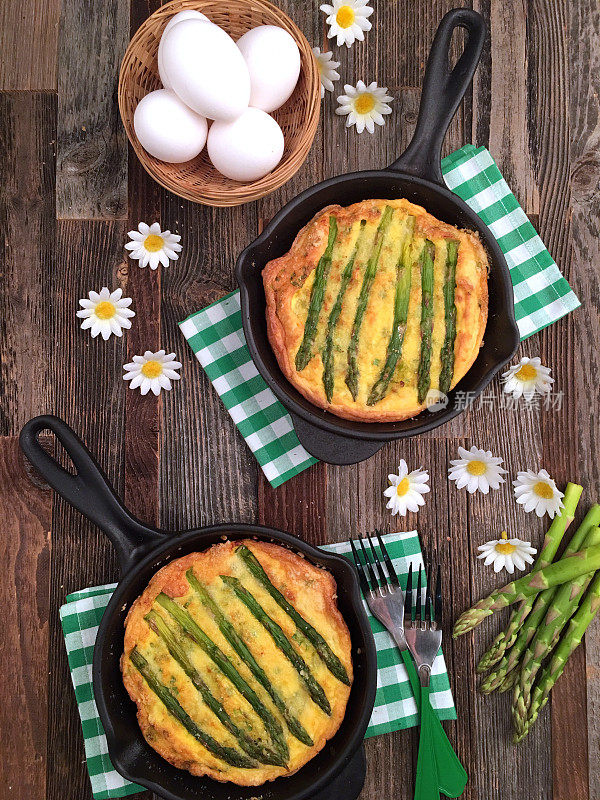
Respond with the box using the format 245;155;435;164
2;1;599;798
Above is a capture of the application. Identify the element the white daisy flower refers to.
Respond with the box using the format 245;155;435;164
477;531;537;575
448;446;507;494
76;287;135;341
125;222;182;270
513;469;564;518
336;81;393;134
320;0;373;48
123;350;182;396
312;47;340;98
383;459;430;516
502;356;554;402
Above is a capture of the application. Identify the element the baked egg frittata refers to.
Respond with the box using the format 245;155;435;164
263;198;489;421
121;540;352;785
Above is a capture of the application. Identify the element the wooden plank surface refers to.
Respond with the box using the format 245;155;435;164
0;436;52;799
56;0;129;219
0;0;61;90
0;91;55;434
0;1;599;798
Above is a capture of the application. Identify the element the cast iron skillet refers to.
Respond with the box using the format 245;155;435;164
236;8;520;465
20;415;377;800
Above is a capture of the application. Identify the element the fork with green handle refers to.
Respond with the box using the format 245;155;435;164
350;533;467;798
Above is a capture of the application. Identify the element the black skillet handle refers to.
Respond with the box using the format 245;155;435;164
388;8;486;185
20;415;166;576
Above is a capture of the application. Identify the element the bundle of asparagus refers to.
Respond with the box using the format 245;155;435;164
452;483;600;742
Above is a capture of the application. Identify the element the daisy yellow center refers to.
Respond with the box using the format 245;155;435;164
354;93;375;114
336;5;355;27
534;481;554;499
496;541;516;554
144;234;164;252
515;364;538;382
396;477;410;497
466;459;487;476
94;300;116;320
141;360;163;379
495;530;516;554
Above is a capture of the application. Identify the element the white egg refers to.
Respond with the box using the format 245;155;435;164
158;10;211;90
161;19;250;121
236;25;300;113
134;89;208;163
207;107;284;182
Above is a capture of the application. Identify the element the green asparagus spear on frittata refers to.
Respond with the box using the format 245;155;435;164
345;206;394;400
156;592;288;760
129;647;256;769
295;216;338;371
221;575;332;716
367;215;415;406
322;220;367;403
186;570;313;747
417;240;436;404
236;545;350;685
145;609;287;767
438;240;459;394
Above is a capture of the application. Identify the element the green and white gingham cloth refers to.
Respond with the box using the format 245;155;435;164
60;531;454;798
179;145;579;487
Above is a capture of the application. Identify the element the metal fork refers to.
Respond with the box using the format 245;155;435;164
350;533;467;799
404;560;443;687
405;557;444;800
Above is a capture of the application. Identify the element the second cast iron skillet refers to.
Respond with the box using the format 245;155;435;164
236;9;520;465
20;415;377;800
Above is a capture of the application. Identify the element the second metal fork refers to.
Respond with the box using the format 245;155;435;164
350;532;467;799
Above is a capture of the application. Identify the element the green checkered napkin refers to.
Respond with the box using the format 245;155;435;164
59;531;454;798
180;145;579;487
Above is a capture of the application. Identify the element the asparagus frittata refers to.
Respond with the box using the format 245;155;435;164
263;198;488;421
121;540;352;785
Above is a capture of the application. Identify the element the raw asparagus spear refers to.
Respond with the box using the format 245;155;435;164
156;592;288;759
417;240;436;404
477;483;583;673
480;502;600;693
513;568;600;743
438;240;460;394
129;647;256;769
480;587;554;694
237;544;350;685
367;216;415;406
145;610;287;767
513;523;600;722
497;669;518;694
345;205;394;400
453;544;600;637
221;575;331;716
322;220;367;402
295;216;338;371
186;570;313;747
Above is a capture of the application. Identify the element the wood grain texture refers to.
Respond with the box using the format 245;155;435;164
0;0;60;90
567;2;600;798
1;1;598;798
528;2;589;797
48;220;128;800
56;0;129;219
0;436;51;799
0;91;55;435
472;0;539;215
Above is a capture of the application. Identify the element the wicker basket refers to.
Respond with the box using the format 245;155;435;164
118;0;320;207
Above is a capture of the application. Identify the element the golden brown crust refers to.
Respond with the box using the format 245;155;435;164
263;198;489;422
122;539;352;786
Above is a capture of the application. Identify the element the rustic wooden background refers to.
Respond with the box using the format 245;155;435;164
1;0;599;798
